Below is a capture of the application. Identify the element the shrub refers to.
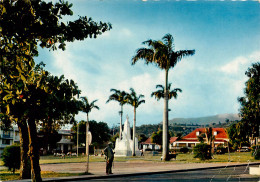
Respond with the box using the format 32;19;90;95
216;144;227;154
144;148;152;151
180;147;189;154
2;144;20;173
252;145;260;160
193;143;212;160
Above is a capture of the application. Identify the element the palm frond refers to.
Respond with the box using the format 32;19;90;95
132;48;154;65
175;50;195;61
162;33;174;51
127;88;145;108
155;84;164;90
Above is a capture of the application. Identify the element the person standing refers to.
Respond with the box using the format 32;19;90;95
104;142;114;175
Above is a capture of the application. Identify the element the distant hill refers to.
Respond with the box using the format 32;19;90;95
166;113;240;125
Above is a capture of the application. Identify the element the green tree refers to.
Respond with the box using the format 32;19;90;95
151;83;182;101
37;72;82;153
151;83;182;102
2;144;20;173
238;62;260;145
151;130;163;147
72;120;111;147
1;0;111;181
197;133;205;143
80;97;99;123
205;127;215;156
106;89;128;140
151;130;171;148
79;96;99;168
138;134;148;143
9;66;81;181
193;143;211;160
132;33;195;161
151;83;182;153
227;122;249;151
126;88;145;156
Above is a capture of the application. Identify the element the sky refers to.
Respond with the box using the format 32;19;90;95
35;0;260;127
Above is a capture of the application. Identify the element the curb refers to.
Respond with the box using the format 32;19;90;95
8;162;260;182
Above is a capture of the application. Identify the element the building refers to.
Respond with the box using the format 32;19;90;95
141;137;161;151
0;126;20;156
171;128;229;149
56;129;75;153
0;125;76;156
169;137;178;150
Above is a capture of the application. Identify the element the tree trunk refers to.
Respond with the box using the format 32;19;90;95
132;107;136;156
86;114;89;173
28;118;42;182
17;120;31;179
162;69;169;161
120;105;123;140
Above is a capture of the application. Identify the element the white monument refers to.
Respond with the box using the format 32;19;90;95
114;116;141;156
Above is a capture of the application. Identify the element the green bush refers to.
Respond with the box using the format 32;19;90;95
180;147;189;154
2;144;20;173
216;144;227;154
145;148;152;151
251;145;260;160
193;143;212;160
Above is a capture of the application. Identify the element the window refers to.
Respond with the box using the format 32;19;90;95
2;139;11;145
3;130;10;136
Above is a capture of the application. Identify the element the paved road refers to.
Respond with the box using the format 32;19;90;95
68;165;260;182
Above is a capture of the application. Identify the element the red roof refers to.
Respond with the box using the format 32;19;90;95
170;137;178;143
183;128;228;140
141;137;153;144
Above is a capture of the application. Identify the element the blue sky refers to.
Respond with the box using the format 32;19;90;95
35;0;260;127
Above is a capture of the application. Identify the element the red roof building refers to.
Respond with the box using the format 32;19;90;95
141;137;161;151
171;128;229;149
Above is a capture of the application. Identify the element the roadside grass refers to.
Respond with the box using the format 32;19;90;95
174;152;256;163
0;170;84;181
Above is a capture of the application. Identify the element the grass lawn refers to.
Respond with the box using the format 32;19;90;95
39;152;257;164
0;152;258;181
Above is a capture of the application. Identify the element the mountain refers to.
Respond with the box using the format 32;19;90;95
166;113;240;125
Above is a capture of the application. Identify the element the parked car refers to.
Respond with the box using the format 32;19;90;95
237;146;250;152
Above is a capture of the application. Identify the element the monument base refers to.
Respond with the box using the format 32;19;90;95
249;166;260;175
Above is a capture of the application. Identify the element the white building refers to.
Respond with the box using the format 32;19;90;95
56;129;74;153
0;126;20;156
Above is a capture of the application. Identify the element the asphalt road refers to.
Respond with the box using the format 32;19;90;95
68;165;260;182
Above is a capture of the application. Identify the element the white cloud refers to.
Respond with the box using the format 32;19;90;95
220;56;249;74
220;51;260;75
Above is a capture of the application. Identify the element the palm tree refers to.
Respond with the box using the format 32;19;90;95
151;83;182;101
80;96;100;122
80;96;99;173
126;88;145;156
205;127;215;158
106;89;128;140
132;33;195;161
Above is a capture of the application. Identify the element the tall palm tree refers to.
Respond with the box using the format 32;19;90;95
151;83;182;101
80;96;99;173
126;88;145;156
80;96;100;122
106;89;128;140
205;127;215;158
132;33;195;161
